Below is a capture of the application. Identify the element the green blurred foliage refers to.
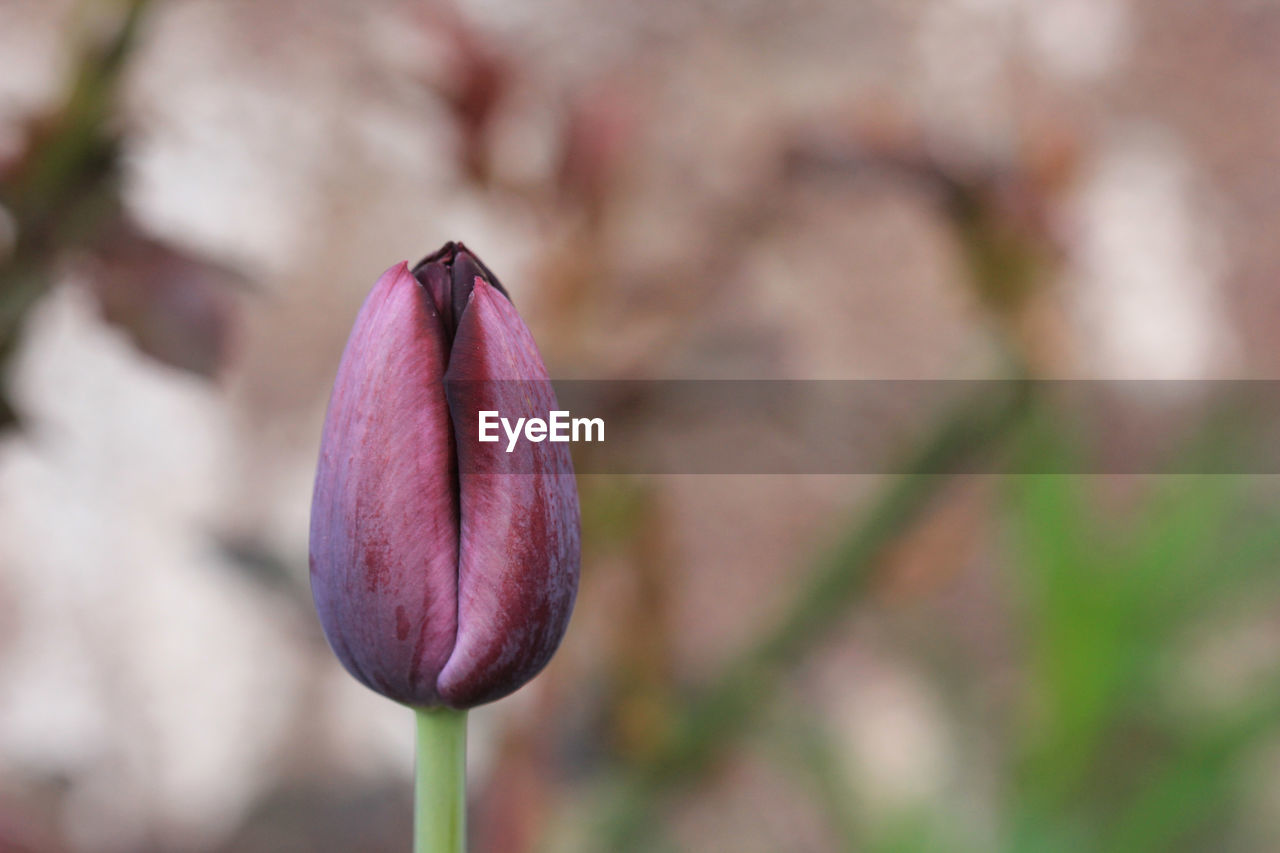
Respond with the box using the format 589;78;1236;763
1001;436;1280;853
838;419;1280;853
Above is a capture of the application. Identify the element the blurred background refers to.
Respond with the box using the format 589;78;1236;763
3;0;1280;851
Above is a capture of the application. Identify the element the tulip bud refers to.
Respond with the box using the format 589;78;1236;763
310;242;580;709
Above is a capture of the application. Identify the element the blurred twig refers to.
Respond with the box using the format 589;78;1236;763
0;0;153;427
587;119;1065;850
785;125;1076;375
765;701;863;851
598;379;1030;849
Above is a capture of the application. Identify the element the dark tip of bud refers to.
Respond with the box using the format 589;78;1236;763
414;243;509;296
411;242;511;340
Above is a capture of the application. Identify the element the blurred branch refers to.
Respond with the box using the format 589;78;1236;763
0;0;154;427
765;701;863;850
586;121;1068;850
784;125;1076;374
598;379;1030;849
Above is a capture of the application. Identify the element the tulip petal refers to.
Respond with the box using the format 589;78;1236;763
310;262;459;706
439;279;580;707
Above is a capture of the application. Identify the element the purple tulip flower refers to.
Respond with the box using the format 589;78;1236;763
310;242;580;709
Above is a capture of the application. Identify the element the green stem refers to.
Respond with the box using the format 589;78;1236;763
414;707;468;853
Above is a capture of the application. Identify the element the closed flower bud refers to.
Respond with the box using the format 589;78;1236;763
310;242;580;709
